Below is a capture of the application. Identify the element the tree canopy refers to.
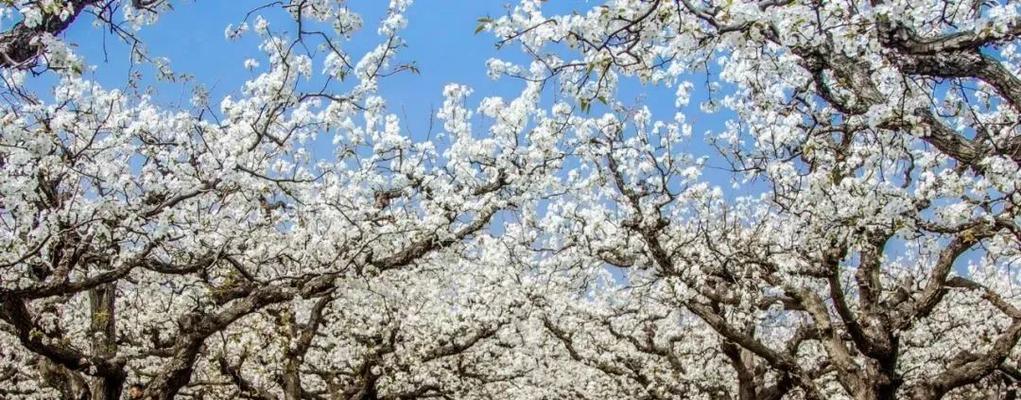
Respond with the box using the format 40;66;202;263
1;1;1020;399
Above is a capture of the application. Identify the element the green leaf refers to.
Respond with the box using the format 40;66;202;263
475;16;492;35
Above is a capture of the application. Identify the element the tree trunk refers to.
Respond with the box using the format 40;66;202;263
89;283;124;400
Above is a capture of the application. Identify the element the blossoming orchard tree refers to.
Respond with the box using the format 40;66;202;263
3;0;1021;400
0;0;569;399
488;0;1021;399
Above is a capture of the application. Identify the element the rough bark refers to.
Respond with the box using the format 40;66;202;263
0;0;102;69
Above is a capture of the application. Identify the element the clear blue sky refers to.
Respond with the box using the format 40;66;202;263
55;0;731;174
64;1;566;134
36;0;981;273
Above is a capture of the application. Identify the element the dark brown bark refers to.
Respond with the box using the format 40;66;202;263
140;279;322;399
89;283;124;400
0;0;102;69
0;295;127;382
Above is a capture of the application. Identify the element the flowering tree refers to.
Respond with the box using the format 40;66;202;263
491;0;1021;399
5;0;1021;399
0;1;566;399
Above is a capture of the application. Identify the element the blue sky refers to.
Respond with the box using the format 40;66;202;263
63;1;556;127
54;0;731;173
26;0;985;276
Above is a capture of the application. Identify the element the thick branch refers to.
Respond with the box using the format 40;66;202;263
0;0;101;69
